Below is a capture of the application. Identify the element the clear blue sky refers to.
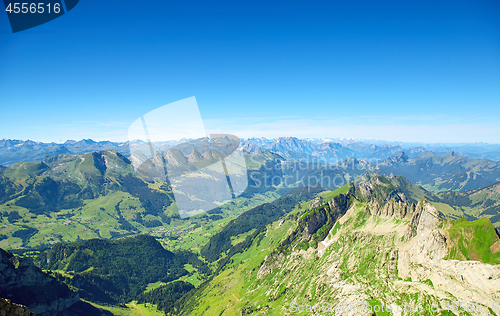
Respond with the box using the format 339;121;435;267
1;0;499;143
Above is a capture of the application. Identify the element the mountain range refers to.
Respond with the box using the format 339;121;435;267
3;173;499;315
2;137;500;167
2;146;500;251
241;137;500;162
2;136;500;315
0;139;130;167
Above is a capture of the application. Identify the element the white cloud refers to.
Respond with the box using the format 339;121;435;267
7;114;500;145
204;117;500;144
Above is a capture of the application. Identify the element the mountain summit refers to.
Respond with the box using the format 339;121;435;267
182;174;500;315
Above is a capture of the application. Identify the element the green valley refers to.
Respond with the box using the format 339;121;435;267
2;148;500;315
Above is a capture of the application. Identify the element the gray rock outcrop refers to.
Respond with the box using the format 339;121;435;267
0;248;79;316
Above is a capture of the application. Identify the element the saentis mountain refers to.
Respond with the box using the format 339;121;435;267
180;174;500;316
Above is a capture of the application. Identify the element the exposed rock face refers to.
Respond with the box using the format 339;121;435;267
0;298;34;316
165;148;188;166
306;193;352;236
280;192;352;247
258;192;352;279
257;251;286;279
255;175;500;315
389;151;409;163
187;149;204;163
398;201;500;310
368;198;412;219
403;200;440;241
307;196;324;210
186;173;500;315
0;248;80;316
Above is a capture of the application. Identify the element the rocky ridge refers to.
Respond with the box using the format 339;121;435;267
185;174;500;315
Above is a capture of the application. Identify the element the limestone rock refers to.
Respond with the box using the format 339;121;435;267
0;248;80;316
0;298;34;316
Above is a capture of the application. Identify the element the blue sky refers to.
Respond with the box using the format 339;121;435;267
1;0;499;143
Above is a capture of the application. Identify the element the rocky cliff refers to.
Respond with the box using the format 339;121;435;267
0;298;34;316
0;248;105;316
184;174;500;315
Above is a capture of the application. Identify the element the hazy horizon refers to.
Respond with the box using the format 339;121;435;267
2;1;499;144
3;135;500;147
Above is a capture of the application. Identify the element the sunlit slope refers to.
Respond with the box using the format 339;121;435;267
182;175;500;316
436;180;500;230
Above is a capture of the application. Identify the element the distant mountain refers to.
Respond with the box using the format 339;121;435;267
2;140;500;249
9;173;499;315
63;138;129;153
375;151;500;192
0;139;71;166
243;137;500;162
280;149;500;194
242;137;404;162
436;180;500;228
391;141;500;161
0;138;129;167
318;138;500;161
2;136;500;167
0;148;289;249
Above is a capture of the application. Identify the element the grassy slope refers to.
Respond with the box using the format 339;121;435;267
4;148;500;251
445;218;500;264
185;207;303;315
320;184;350;201
183;194;498;316
0;191;142;248
435;181;500;230
160;190;280;253
0;150;287;251
85;300;164;316
0;182;280;251
183;190;348;315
